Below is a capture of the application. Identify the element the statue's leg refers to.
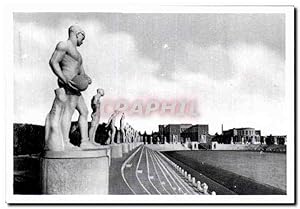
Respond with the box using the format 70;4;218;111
122;130;126;143
111;127;116;144
88;126;96;143
61;94;79;150
120;130;123;143
77;96;89;140
106;130;112;145
88;114;96;143
88;113;100;145
77;96;99;149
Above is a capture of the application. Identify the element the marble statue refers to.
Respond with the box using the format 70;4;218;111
125;123;130;143
88;88;104;145
134;131;138;142
105;110;119;144
120;113;126;143
45;25;97;151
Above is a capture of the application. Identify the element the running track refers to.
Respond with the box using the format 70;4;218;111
121;145;200;195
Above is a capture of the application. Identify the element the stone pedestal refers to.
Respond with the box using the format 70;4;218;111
129;143;133;151
41;148;110;194
122;143;129;154
99;145;111;166
111;144;123;158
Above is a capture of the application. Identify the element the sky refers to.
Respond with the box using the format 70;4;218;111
13;12;287;135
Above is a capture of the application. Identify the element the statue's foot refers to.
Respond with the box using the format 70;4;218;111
104;139;111;145
91;141;101;147
64;141;81;151
80;140;101;150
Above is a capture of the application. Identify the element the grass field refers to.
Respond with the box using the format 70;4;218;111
164;150;286;194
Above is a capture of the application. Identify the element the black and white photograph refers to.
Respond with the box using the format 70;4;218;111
5;5;295;204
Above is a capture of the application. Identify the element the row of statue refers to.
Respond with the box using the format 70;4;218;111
44;25;141;151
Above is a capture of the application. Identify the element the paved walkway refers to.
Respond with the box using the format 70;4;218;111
110;145;200;195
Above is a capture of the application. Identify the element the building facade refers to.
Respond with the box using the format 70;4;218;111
158;124;210;144
181;125;209;143
265;135;287;145
163;124;193;143
221;127;261;144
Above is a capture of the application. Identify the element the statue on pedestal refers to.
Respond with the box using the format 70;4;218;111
105;110;119;145
125;123;130;143
88;88;104;146
134;131;138;143
119;113;126;143
45;25;98;151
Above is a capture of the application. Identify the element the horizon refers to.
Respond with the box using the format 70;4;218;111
13;121;287;136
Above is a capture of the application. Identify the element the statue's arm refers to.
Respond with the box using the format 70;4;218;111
49;42;68;84
105;115;113;127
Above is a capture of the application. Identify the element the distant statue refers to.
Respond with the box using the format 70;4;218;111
105;110;119;144
135;131;139;142
88;88;104;145
45;25;98;151
120;113;126;143
125;124;131;143
126;124;131;143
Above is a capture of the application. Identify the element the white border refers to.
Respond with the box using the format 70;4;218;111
4;5;295;204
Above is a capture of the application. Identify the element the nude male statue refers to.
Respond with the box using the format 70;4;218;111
124;124;130;143
105;110;120;145
119;113;126;143
88;88;104;145
48;25;97;150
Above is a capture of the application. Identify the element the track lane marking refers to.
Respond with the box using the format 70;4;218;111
148;148;178;194
121;145;143;194
151;150;182;194
145;148;161;194
157;151;198;194
148;148;170;194
155;151;198;195
136;146;151;194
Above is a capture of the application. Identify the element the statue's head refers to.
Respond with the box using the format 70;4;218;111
97;88;104;96
68;25;85;46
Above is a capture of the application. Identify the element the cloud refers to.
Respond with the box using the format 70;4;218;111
171;42;286;135
183;43;235;80
13;13;287;135
229;43;285;99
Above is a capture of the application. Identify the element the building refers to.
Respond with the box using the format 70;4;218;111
180;125;209;143
220;127;261;144
158;125;166;143
162;124;193;143
265;135;287;145
158;123;210;145
158;124;194;143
